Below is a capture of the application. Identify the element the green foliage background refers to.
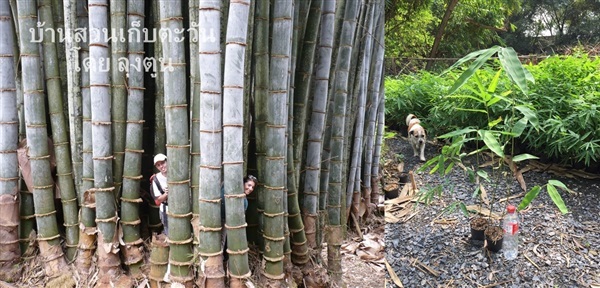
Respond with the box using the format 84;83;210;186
385;54;600;168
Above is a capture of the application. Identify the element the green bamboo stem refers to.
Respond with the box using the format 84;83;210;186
0;0;21;279
110;0;127;200
251;0;269;254
159;1;194;285
119;0;146;274
263;0;293;285
62;0;83;204
75;0;97;279
223;0;252;283
39;0;79;261
363;8;385;214
16;0;69;281
327;0;360;283
197;1;225;286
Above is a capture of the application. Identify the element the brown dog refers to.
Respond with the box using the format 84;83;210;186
406;114;426;162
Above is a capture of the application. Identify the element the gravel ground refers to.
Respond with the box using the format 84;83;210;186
384;135;600;288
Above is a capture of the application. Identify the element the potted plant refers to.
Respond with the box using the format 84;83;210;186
419;46;571;253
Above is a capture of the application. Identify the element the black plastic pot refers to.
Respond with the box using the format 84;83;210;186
470;217;488;246
484;226;504;253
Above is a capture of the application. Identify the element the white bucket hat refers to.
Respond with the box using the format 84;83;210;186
153;153;167;165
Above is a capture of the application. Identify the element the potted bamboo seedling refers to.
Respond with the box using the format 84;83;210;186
420;46;572;253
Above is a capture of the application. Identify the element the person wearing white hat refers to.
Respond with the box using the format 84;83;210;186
151;153;170;282
151;153;169;235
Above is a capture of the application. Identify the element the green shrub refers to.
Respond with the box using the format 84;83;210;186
523;55;600;166
384;53;600;168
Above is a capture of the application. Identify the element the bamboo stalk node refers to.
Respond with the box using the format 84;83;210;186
63;222;78;227
199;164;222;171
120;197;143;203
0;176;19;181
159;16;184;22
60;197;78;204
265;124;286;129
224;193;245;199
288;212;301;218
121;219;142;226
226;247;249;255
197;250;223;257
82;203;96;208
224;222;248;229
166;235;193;245
0;121;18;125
263;184;285;190
302;191;319;195
167;258;195;267
229;270;252;279
199;197;221;204
34;209;57;218
165;144;190;148
20;214;36;220
56;172;73;177
263;234;286;242
169;274;195;284
95;215;118;223
222;160;244;165
164;103;188;109
262;270;285;280
37;233;61;242
167;179;191;185
29;154;50;160
0;88;16;92
123;238;144;247
263;254;285;263
0;238;19;245
123;120;145;126
93;186;115;192
65;243;78;248
222;85;244;90
122;174;143;180
33;184;53;190
289;227;304;233
92;155;114;160
166;211;193;219
149;258;168;265
263;211;285;218
198;226;223;232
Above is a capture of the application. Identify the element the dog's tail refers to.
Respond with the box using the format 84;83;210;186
406;114;417;126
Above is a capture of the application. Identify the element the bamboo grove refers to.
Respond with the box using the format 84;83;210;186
0;0;386;287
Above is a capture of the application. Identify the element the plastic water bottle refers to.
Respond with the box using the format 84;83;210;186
503;205;519;260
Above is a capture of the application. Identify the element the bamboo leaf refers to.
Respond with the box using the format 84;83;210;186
441;46;500;76
487;68;503;93
438;127;477;139
516;105;539;127
511;117;528;137
455;108;488;114
548;179;569;191
498;47;531;95
488;116;503;129
459;202;470;217
512;153;539;162
447;93;486;104
518;185;541;211
476;170;490;182
479;130;505;158
547;184;569;214
447;46;502;95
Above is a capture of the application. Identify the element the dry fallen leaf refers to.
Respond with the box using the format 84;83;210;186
384;258;404;288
